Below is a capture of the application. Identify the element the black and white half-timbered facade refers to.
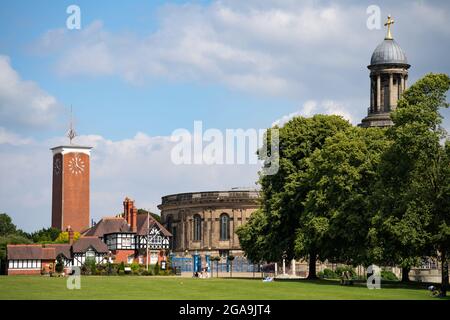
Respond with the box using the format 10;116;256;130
6;236;109;275
6;197;171;275
82;197;172;265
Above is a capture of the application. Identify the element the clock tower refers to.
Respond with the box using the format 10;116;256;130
51;145;92;232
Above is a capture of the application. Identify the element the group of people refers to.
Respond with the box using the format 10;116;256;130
194;267;210;279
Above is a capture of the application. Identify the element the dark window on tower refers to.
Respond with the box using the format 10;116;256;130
193;214;202;241
220;213;230;240
166;215;173;231
172;226;177;249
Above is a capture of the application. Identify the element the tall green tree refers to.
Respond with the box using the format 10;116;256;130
238;115;351;278
0;234;32;274
30;227;61;243
297;127;389;270
371;73;450;294
236;209;270;264
0;213;17;236
137;209;161;223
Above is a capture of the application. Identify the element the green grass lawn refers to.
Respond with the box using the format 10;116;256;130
0;276;447;300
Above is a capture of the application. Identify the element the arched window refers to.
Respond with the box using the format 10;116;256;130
193;214;202;241
220;213;230;240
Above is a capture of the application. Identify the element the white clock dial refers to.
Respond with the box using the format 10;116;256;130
68;153;85;175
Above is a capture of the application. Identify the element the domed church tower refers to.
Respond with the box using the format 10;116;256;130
360;16;410;127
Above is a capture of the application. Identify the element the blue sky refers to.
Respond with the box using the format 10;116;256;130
1;0;449;232
0;0;294;140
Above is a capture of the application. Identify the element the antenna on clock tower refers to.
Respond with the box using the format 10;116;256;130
67;105;77;145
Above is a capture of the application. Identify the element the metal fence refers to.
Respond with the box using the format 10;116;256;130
170;256;260;273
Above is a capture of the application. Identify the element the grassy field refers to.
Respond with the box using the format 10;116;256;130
0;276;446;300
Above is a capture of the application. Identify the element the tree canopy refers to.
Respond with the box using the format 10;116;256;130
238;73;450;293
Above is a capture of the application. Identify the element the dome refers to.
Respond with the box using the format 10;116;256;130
370;39;409;67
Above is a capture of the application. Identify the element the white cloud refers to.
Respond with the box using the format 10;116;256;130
32;2;374;97
0;127;33;146
272;99;353;127
0;55;62;130
30;1;450;127
0;131;260;232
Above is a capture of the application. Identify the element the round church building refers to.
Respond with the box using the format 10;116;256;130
158;189;260;259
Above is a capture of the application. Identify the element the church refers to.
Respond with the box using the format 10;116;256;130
359;15;409;127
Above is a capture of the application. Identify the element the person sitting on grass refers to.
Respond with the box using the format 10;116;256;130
340;271;353;285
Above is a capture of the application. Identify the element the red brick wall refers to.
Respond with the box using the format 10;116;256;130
8;269;41;275
113;250;136;264
63;152;90;232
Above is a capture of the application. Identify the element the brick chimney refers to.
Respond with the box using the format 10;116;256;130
67;226;74;245
131;206;137;233
123;197;133;225
123;197;137;232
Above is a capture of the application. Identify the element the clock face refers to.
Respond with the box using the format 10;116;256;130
68;153;85;175
54;158;62;175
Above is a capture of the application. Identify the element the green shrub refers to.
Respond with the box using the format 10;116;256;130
118;262;125;272
132;269;140;276
130;262;140;272
83;258;97;275
141;270;149;276
381;270;398;281
320;268;338;279
154;262;160;275
118;270;125;276
335;266;356;278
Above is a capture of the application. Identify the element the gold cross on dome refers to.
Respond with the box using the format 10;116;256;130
384;15;395;39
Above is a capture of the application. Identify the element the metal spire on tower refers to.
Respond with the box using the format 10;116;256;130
67;105;77;145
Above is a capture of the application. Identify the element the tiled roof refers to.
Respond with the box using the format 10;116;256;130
82;217;131;236
71;237;109;253
46;244;72;259
136;214;172;237
7;245;56;260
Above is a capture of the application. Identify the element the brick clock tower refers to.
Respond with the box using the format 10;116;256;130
51;145;92;232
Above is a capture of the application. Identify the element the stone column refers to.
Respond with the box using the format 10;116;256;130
405;76;408;90
370;77;375;112
376;74;381;112
282;259;286;275
208;210;212;250
230;209;237;248
202;211;205;248
389;73;393;111
291;259;296;276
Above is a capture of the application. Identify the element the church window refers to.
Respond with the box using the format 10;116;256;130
193;214;202;241
220;213;230;240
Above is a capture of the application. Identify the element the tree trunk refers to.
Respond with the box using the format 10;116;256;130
440;249;448;297
401;266;410;282
307;251;318;280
